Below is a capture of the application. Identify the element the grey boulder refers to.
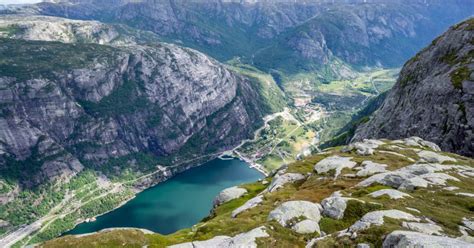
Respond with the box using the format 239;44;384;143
213;187;247;206
383;231;474;248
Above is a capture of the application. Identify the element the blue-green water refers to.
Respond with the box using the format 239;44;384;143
65;158;262;235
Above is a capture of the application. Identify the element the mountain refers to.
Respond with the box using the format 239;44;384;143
353;18;474;157
0;15;285;242
0;3;473;247
41;137;474;247
0;15;162;45
8;0;474;75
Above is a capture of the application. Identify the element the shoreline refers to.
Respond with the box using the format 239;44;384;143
61;154;265;238
4;114;275;247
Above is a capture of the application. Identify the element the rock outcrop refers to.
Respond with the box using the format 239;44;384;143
368;189;411;200
231;195;264;218
314;156;357;179
320;192;353;220
357;163;462;191
418;150;457;163
349;210;420;232
401;222;443;235
169;226;269;248
268;201;322;234
355;160;388;177
213;187;247;207
383;231;474;248
353;18;474;157
342;139;385;156
267;173;305;193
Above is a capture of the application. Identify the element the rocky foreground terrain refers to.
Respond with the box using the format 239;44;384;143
41;137;474;247
353;18;474;157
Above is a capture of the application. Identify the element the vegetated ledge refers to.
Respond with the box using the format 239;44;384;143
39;137;474;248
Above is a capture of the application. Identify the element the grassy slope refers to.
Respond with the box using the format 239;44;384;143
227;61;288;114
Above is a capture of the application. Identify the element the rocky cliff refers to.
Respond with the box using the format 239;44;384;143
353;18;474;157
0;15;271;189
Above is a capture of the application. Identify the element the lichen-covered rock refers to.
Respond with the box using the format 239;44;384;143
169;226;268;248
292;219;320;234
231;195;264;218
268;201;322;228
382;231;474;248
405;207;421;213
213;187;247;206
463;218;474;231
358;163;460;190
267;173;305;192
418;150;457;163
402;222;443;235
320;192;351;220
356;161;388;177
342;139;385;156
314;156;357;179
402;137;442;152
456;192;474;197
349;210;419;232
369;189;411;200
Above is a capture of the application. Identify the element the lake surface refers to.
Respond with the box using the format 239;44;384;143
65;158;262;235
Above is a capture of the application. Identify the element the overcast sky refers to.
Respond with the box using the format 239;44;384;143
0;0;42;4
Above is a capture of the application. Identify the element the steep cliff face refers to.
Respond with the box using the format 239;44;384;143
0;16;268;188
353;18;474;157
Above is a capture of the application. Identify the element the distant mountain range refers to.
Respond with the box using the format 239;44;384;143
6;0;474;75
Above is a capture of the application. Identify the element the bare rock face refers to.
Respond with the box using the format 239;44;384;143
353;18;474;157
0;16;267;188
